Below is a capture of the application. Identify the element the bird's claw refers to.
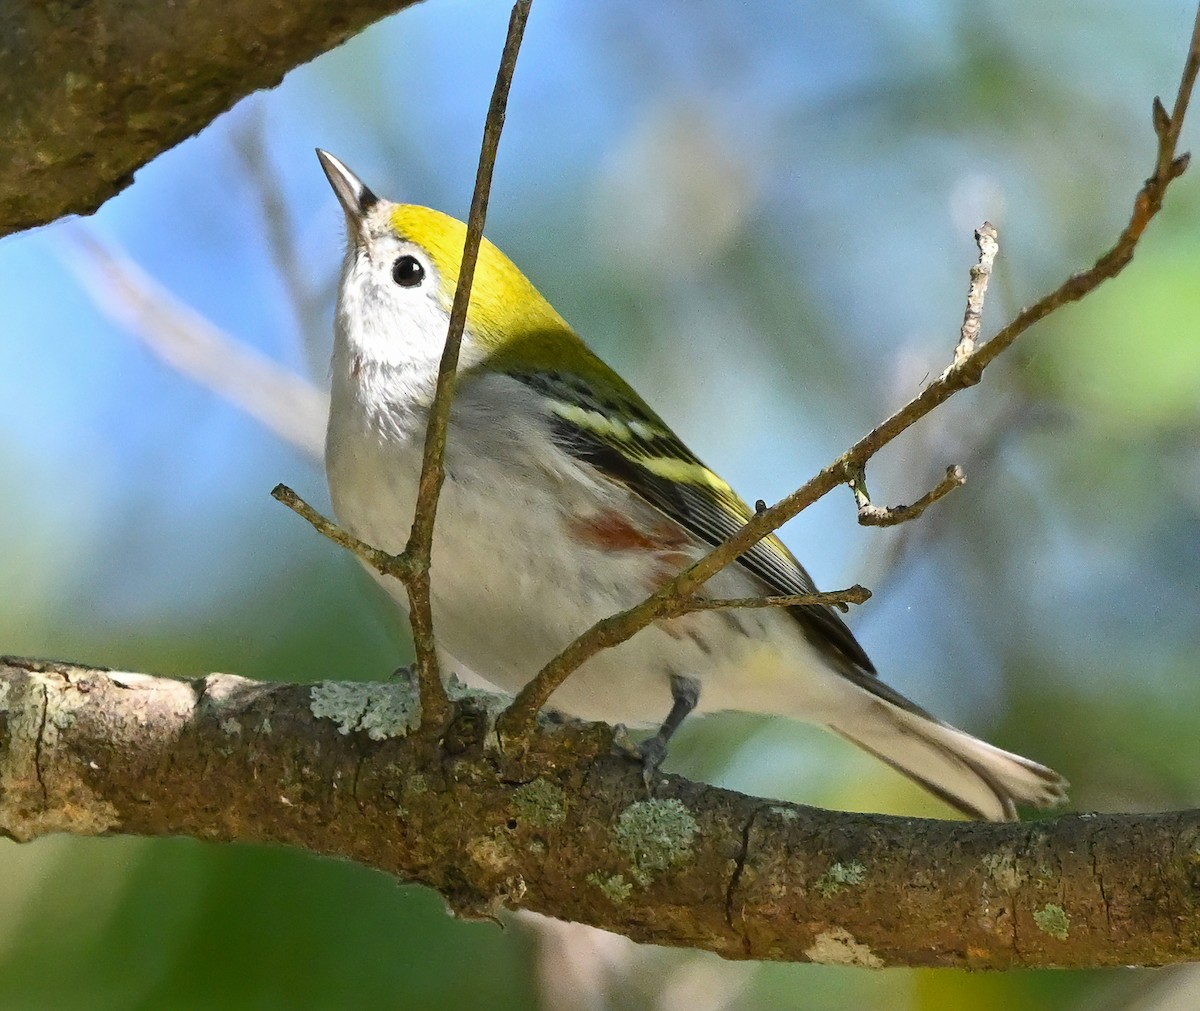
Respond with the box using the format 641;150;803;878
611;724;669;790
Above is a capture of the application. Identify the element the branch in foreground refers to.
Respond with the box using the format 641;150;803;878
271;484;413;582
0;0;423;238
272;484;871;625
401;0;533;726
2;656;1198;970
498;8;1200;735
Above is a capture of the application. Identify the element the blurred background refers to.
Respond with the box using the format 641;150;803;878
3;0;1200;1006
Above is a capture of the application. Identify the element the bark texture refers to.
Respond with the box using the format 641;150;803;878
0;0;420;238
2;656;1198;969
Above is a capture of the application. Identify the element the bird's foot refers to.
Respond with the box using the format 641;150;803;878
612;724;669;790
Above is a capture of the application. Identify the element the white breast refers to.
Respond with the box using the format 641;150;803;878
326;354;844;727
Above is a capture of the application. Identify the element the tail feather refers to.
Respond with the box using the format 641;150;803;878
829;696;1068;822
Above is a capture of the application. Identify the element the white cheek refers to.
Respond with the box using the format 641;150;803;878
336;252;447;370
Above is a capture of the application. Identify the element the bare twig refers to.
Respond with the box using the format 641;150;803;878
499;10;1200;735
952;222;999;366
401;0;533;726
65;233;328;459
273;475;869;644
850;223;992;530
271;484;413;583
672;585;871;614
853;465;967;528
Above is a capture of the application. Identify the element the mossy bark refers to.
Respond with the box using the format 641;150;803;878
1;656;1198;969
0;0;421;237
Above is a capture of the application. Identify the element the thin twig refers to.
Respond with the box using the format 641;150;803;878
274;481;866;624
849;224;991;529
403;0;533;726
953;222;999;366
270;485;413;582
498;9;1200;735
673;585;871;615
854;466;966;528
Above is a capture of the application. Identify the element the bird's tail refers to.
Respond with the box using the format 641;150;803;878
825;679;1068;821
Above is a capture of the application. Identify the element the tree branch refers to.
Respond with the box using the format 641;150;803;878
852;465;967;528
2;656;1197;970
0;0;424;239
953;221;1000;367
498;10;1200;734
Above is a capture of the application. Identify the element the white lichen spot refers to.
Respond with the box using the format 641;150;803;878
0;671;119;841
768;805;799;822
815;861;867;898
219;718;242;736
0;679;11;711
614;798;698;885
805;928;884;968
257;717;272;735
309;681;420;740
49;707;76;730
1034;903;1070;940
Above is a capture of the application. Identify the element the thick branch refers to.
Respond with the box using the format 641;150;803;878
0;0;423;239
2;657;1198;970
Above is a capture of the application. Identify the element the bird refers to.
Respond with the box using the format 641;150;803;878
316;149;1068;821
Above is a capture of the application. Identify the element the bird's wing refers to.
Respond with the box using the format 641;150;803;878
510;369;876;675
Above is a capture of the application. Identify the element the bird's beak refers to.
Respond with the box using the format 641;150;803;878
316;149;378;242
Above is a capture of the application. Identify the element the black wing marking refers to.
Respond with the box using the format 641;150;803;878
514;371;876;675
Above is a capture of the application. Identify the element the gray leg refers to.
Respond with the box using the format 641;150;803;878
614;674;701;786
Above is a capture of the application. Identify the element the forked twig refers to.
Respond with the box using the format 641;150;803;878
853;466;967;528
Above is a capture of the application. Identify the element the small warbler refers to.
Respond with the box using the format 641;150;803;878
317;149;1067;821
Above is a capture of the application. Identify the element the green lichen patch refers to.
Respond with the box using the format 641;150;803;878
982;851;1027;892
512;778;566;827
1034;903;1070;940
219;718;242;736
587;872;633;903
309;681;420;740
815;861;867;898
614;798;698;885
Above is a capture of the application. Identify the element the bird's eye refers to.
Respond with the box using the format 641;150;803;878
392;255;425;288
